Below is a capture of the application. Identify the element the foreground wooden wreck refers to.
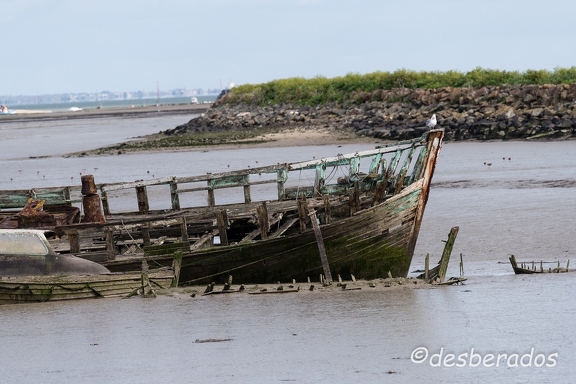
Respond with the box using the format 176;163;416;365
0;129;444;286
509;255;573;274
0;269;174;305
0;229;174;304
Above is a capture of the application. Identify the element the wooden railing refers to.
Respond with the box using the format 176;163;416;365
1;132;434;214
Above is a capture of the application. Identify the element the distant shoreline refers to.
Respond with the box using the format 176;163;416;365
0;103;210;123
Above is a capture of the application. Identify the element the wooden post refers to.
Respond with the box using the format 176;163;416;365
460;253;464;276
354;181;361;211
309;208;332;283
105;228;115;260
207;178;215;207
216;210;229;246
171;251;183;288
180;217;189;243
314;164;326;197
63;187;72;206
277;168;287;201
142;223;151;246
170;179;180;210
394;170;407;195
323;195;331;225
297;197;308;232
141;259;155;298
136;186;149;214
349;181;360;216
437;226;459;283
101;189;110;215
223;275;233;291
257;202;269;240
243;174;251;203
425;253;429;280
68;230;80;254
349;187;357;216
373;180;386;206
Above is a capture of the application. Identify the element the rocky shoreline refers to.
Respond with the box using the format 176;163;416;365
168;84;576;142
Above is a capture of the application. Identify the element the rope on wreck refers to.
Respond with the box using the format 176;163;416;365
117;219;176;269
119;220;145;254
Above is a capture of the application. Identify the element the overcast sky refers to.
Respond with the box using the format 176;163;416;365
2;0;575;95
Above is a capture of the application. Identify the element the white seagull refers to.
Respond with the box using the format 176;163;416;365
426;114;437;129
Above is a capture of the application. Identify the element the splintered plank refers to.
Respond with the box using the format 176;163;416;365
240;213;284;243
268;218;299;239
190;230;218;250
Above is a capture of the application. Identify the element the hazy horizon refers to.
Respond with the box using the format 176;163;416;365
3;0;576;96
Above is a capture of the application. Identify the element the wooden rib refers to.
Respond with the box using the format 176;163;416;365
190;230;218;251
268;217;299;239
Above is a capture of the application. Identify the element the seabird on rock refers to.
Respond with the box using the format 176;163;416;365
426;114;437;129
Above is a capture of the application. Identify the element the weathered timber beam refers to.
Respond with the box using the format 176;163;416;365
100;177;174;192
216;210;229;246
257;202;269;240
180;217;189;243
308;208;333;283
437;226;459;283
136;186;149;214
268;217;299;239
240;212;283;243
190;230;217;250
297;197;308;232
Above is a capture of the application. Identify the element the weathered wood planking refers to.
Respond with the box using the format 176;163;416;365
0;269;174;305
0;187;79;209
4;130;444;286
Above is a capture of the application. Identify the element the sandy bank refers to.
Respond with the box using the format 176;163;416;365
69;125;383;157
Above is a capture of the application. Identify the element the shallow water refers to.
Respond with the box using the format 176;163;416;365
0;116;575;382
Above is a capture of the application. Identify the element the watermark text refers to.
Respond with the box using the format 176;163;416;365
411;347;558;368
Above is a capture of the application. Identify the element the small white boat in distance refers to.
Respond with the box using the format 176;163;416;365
0;104;16;114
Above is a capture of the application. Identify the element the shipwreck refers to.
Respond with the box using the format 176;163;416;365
0;129;444;286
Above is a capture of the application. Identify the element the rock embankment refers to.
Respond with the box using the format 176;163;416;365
167;84;576;141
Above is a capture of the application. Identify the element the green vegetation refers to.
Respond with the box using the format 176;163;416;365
226;67;576;106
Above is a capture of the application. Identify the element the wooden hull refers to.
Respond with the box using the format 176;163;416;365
0;270;174;305
2;130;444;287
509;255;572;274
103;179;427;285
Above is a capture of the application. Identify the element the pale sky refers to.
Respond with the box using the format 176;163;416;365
2;0;575;95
